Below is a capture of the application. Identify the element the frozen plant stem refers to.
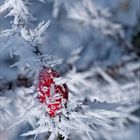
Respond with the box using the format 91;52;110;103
0;0;50;67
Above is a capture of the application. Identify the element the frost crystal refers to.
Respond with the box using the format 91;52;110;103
0;0;139;140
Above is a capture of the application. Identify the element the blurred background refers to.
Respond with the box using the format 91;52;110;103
0;0;140;140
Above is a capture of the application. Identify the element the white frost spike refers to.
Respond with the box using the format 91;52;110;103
0;97;14;129
20;27;32;42
0;29;16;37
34;20;50;39
0;0;11;13
52;0;66;18
0;97;12;109
0;0;33;25
38;0;45;3
48;132;56;140
21;126;49;136
54;77;69;85
20;20;50;44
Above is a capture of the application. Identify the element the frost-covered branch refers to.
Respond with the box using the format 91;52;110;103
0;0;139;140
52;0;124;37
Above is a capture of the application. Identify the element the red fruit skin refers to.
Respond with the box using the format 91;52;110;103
37;68;68;117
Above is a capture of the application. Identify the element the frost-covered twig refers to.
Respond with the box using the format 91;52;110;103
52;0;124;37
0;1;139;140
0;0;62;73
